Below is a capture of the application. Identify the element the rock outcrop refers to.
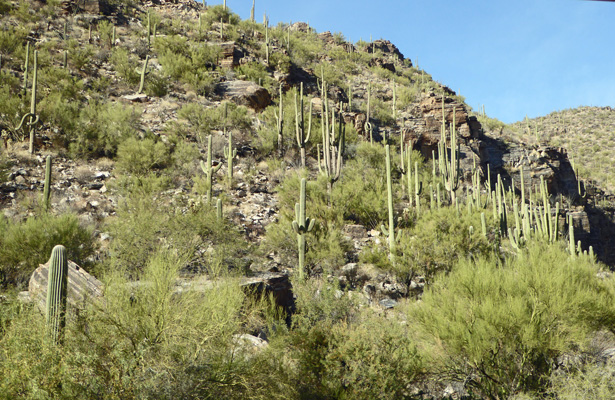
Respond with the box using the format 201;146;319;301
215;80;271;111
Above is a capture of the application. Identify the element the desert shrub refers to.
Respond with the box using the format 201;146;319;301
0;0;11;14
69;101;141;158
0;213;95;288
109;47;140;85
66;39;94;72
202;4;240;26
253;88;307;158
410;242;615;399
116;136;171;175
391;206;497;282
155;36;220;89
370;96;395;126
312;61;344;88
334;142;402;228
0;26;28;56
96;19;114;48
106;188;248;276
479;115;507;133
177;102;251;140
273;277;358;398
397;84;419;108
0;77;27;130
39;65;85;100
268;51;291;74
10;0;38;23
321;309;423;399
549;359;615;399
236;61;269;84
288;31;323;68
268;277;423;399
0;250;286;399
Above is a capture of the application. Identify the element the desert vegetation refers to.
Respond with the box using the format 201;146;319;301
1;1;615;399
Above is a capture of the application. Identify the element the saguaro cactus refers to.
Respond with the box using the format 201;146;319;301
318;101;345;206
438;99;459;204
137;55;150;94
200;135;222;203
223;129;237;182
291;178;315;279
43;155;52;211
17;50;40;154
294;82;312;168
46;245;68;345
381;144;396;264
216;198;223;221
275;83;284;157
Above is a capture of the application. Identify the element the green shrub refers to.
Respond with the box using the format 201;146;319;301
391;206;497;282
549;359;615;399
155;36;220;89
0;0;11;14
0;77;27;130
288;30;323;68
0;26;28;56
236;61;270;84
106;189;248;276
269;277;423;399
0;213;95;288
322;309;423;399
333;142;395;228
410;242;615;399
116;137;171;175
177;102;251;141
0;250;286;399
109;47;140;85
69;101;141;158
201;4;240;26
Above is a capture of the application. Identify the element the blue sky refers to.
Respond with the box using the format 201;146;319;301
223;0;615;123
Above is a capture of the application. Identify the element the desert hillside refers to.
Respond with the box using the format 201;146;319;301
1;1;615;399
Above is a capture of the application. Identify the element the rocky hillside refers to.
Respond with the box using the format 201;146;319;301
2;1;615;398
479;107;615;195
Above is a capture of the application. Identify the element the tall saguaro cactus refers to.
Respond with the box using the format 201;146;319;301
46;245;68;345
365;81;373;143
438;98;459;205
381;145;396;264
137;55;150;94
223;129;237;183
43;155;52;211
17;50;40;154
294;82;312;168
291;178;315;279
318;101;345;206
200;135;222;203
275;83;284;157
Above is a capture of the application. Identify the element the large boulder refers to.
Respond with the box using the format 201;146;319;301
28;260;103;314
215;80;271;112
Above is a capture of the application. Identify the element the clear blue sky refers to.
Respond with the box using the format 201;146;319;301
223;0;615;123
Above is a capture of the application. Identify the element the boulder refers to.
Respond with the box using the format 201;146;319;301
28;260;104;314
215;80;271;111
